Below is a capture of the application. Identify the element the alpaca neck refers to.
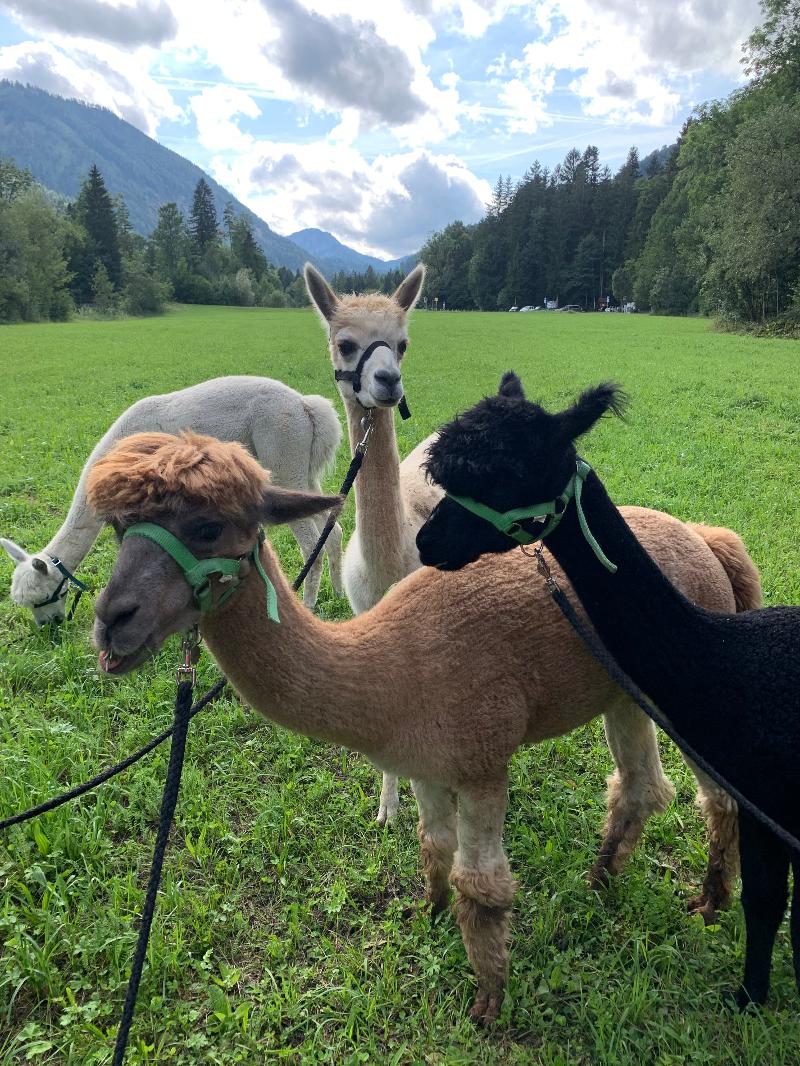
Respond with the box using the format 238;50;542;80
345;402;408;576
44;467;103;570
201;542;390;755
543;469;710;703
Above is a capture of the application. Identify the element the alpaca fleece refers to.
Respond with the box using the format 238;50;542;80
87;431;269;525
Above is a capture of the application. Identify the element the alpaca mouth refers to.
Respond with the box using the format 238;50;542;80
98;643;154;676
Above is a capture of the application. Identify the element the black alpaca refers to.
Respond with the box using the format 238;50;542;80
416;372;800;1009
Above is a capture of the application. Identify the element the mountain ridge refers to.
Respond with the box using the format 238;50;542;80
0;81;414;276
289;227;416;276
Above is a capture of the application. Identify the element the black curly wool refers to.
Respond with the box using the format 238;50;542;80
418;371;800;1010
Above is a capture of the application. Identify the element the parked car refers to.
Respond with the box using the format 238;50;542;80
558;304;582;312
508;305;519;312
519;305;534;312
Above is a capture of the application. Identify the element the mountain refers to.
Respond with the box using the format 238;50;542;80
289;227;416;276
0;81;410;276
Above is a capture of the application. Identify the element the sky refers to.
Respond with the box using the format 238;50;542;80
0;0;764;259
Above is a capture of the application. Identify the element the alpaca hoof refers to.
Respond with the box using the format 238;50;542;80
469;989;502;1026
375;801;397;826
427;891;451;916
686;894;719;926
733;986;766;1012
587;861;613;890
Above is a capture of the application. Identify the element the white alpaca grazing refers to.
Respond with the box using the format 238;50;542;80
2;376;343;623
304;263;444;822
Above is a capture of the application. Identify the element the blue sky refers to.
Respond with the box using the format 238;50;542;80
0;0;763;258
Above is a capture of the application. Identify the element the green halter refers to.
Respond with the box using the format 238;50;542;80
123;523;280;622
445;459;617;573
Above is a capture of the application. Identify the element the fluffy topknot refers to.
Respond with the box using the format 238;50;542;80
86;431;269;524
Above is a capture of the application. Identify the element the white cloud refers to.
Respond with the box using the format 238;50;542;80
210;138;490;257
497;75;552;134
190;85;260;152
504;0;760;128
0;38;180;133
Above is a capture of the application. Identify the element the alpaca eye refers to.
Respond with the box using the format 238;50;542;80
338;339;358;358
193;522;224;542
398;340;408;356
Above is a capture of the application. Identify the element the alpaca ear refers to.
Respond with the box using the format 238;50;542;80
393;264;425;312
260;485;343;526
556;382;627;442
1;537;29;565
31;557;49;574
498;371;525;399
304;263;339;323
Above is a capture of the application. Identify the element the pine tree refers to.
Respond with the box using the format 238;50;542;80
73;164;122;290
152;202;187;281
91;261;116;313
189;178;219;254
113;193;137;259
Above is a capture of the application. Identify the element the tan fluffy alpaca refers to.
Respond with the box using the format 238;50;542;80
88;431;760;1024
305;264;443;822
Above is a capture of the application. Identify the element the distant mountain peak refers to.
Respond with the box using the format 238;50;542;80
289;227;416;276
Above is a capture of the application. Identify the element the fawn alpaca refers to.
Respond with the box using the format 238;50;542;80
417;372;798;1008
88;429;761;1022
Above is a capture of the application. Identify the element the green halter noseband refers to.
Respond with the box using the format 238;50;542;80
445;459;617;573
123;523;280;622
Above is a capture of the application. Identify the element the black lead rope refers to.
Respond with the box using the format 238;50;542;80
111;678;193;1066
534;548;800;855
1;392;402;1059
0;677;227;832
292;416;372;593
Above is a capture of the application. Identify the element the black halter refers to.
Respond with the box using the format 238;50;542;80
334;339;411;420
32;556;89;615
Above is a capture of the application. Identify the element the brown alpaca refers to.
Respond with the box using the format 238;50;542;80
88;432;761;1024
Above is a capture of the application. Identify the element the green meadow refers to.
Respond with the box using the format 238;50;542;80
1;306;799;1064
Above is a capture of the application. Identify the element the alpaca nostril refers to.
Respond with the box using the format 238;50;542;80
374;369;401;391
107;604;139;636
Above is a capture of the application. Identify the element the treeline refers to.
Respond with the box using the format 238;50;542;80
421;0;800;330
0;162;309;323
327;265;410;296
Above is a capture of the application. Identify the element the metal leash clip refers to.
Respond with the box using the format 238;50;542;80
356;409;375;455
532;544;560;594
177;625;201;683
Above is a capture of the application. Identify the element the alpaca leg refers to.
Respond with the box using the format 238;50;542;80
451;780;515;1025
287;517;326;608
737;811;789;1008
377;773;400;825
412;779;457;912
322;518;344;597
685;764;739;924
590;698;675;888
791;852;800;993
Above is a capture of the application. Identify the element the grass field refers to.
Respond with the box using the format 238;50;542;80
1;306;799;1065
